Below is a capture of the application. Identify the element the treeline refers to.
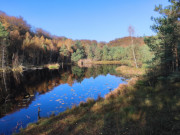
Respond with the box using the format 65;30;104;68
0;11;153;69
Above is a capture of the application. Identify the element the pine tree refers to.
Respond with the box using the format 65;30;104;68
145;0;180;76
59;45;69;62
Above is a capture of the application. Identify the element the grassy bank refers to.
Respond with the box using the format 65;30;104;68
116;66;145;77
80;60;132;66
17;74;180;135
17;78;138;135
91;61;122;65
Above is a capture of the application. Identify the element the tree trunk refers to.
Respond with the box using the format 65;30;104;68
3;72;7;91
131;36;138;68
22;49;25;65
50;50;52;63
2;46;5;69
175;46;179;71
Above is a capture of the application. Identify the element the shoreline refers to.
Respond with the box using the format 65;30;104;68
17;71;180;135
0;63;73;72
78;60;133;67
0;61;133;72
16;75;139;135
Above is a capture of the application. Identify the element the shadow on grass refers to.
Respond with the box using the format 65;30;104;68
103;79;180;135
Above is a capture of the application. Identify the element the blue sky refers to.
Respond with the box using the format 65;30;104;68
0;0;169;42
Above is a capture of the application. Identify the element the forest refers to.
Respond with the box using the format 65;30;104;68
0;0;180;135
17;1;180;134
0;11;153;70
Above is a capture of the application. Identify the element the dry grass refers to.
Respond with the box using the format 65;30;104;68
90;61;122;64
116;66;145;77
0;67;10;72
105;77;138;99
0;68;4;72
0;66;23;72
12;65;24;72
78;60;133;66
89;60;133;66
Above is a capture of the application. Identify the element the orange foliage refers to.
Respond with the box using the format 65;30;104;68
108;37;145;47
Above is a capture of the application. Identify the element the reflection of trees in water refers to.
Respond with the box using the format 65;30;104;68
72;66;86;82
0;69;62;117
0;71;23;117
85;65;119;78
71;65;119;81
0;65;119;117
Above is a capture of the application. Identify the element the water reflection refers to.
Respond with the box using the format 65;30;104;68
0;65;126;134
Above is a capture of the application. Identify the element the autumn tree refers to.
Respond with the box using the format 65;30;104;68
0;11;154;67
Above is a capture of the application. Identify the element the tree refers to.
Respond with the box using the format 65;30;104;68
0;22;9;69
102;45;109;60
94;47;102;61
71;49;85;62
59;45;69;62
112;47;127;61
128;26;138;68
85;45;94;59
145;0;180;75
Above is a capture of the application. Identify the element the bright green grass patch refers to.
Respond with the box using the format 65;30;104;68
46;63;60;70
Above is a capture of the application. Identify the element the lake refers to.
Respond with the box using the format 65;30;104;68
0;65;126;135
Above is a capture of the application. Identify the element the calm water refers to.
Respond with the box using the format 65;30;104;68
0;65;126;135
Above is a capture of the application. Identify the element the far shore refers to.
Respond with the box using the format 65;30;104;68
0;60;131;72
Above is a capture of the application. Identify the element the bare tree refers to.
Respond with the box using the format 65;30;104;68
128;26;138;68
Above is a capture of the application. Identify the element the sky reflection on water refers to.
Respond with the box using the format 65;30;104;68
0;65;126;134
